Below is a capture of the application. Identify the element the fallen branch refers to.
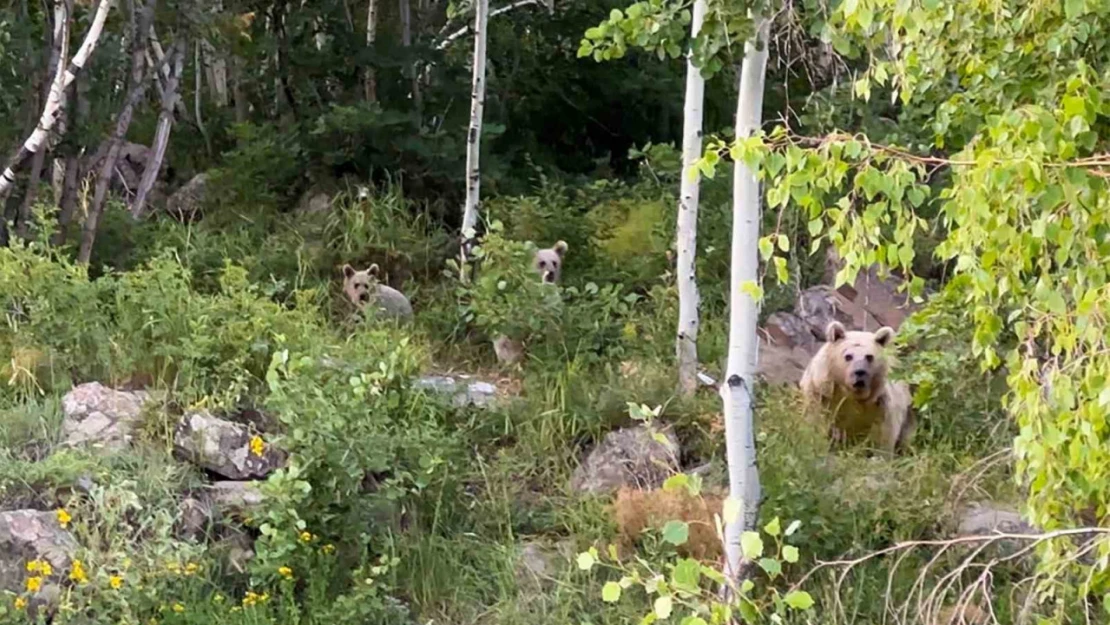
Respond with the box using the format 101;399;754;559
790;527;1110;625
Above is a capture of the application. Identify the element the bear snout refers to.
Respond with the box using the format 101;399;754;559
542;271;556;283
358;292;370;303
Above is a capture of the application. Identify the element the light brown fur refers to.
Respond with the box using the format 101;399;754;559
612;487;724;562
342;263;413;321
799;321;914;455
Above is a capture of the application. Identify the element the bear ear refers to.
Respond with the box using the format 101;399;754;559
342;264;356;279
367;263;380;277
825;321;847;343
874;326;895;347
553;241;568;257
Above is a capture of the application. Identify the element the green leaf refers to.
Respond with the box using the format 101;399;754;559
662;521;690;546
758;236;774;261
654;596;673;619
782;545;800;563
740;531;764;559
785;520;801;536
602;581;622;603
577;551;596;570
672;558;701;590
1065;0;1087;19
722;497;740;524
739;281;764;302
763;517;781;537
680;618;708;625
662;473;690;492
807;218;823;237
758;557;781;577
784;590;814;610
774;257;789;285
776;234;790;252
856;5;873;29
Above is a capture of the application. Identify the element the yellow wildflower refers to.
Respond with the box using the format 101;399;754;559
55;509;71;529
259;592;270;603
172;603;185;613
184;562;199;576
248;435;265;457
14;597;27;610
278;566;293;579
242;591;259;607
166;561;181;574
25;559;52;576
69;560;88;584
25;576;42;592
213;593;225;604
109;575;124;590
299;531;313;543
321;544;336;555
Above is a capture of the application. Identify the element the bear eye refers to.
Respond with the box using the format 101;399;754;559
865;354;874;363
552;261;559;269
539;260;547;268
844;354;854;362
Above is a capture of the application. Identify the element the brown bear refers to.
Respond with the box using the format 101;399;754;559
799;321;914;455
533;241;568;284
342;263;413;321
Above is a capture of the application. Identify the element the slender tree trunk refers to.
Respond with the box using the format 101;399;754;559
675;0;707;397
364;0;378;102
76;0;155;262
399;0;422;112
0;0;110;204
459;0;489;259
721;13;769;584
194;41;213;156
131;41;184;219
16;2;68;239
53;73;88;247
230;56;248;123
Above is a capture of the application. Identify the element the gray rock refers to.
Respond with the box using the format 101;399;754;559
763;311;818;353
795;286;878;340
165;172;209;220
515;539;573;590
173;412;286;479
176;497;213;541
957;503;1035;536
61;382;151;452
414;375;500;408
570;425;680;495
492;335;524;366
208;481;266;519
0;510;78;595
296;190;332;214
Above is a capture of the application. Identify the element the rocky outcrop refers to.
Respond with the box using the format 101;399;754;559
414;374;501;409
0;510;77;594
165;173;209;221
61;382;152;452
173;411;286;480
570;425;680;495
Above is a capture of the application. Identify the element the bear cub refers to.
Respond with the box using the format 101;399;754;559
342;264;413;321
534;241;568;284
799;321;914;455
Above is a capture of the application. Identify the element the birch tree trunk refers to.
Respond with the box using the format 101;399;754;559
459;0;489;258
130;41;184;219
364;0;378;102
15;2;67;239
721;13;770;584
0;0;111;203
399;0;422;112
675;0;707;397
76;0;156;263
53;74;88;247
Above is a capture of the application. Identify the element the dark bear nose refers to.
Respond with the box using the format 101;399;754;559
543;272;555;283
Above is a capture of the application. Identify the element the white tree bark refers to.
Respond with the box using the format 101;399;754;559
0;0;110;203
364;0;378;102
434;0;538;51
675;0;707;397
459;0;489;248
721;13;770;583
130;41;185;219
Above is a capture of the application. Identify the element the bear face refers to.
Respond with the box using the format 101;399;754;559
342;263;381;308
533;241;568;284
824;321;895;399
